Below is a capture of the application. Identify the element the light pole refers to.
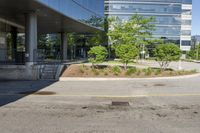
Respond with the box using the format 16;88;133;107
178;53;184;70
196;43;199;60
178;59;182;70
140;44;145;63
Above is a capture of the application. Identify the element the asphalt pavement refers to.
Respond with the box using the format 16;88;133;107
0;74;200;133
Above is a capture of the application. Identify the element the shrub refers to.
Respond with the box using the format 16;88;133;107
186;44;200;60
154;43;181;70
190;69;197;73
114;44;138;70
112;66;121;75
92;68;99;75
144;68;152;76
177;70;187;75
136;69;141;76
79;64;85;73
125;67;137;76
88;46;108;68
154;69;161;75
142;69;146;73
104;71;108;76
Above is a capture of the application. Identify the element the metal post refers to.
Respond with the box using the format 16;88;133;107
178;60;182;70
196;43;199;60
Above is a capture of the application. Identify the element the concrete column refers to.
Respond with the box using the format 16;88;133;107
11;27;17;62
25;13;37;65
61;32;68;61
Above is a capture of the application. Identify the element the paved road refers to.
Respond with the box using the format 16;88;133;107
0;75;200;133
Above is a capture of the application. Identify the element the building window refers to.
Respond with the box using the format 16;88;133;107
181;40;191;46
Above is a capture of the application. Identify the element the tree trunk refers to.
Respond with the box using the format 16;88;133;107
124;62;128;70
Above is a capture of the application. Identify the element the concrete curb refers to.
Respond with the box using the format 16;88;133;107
59;73;200;81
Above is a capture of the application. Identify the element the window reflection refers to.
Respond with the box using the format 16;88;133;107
38;0;104;28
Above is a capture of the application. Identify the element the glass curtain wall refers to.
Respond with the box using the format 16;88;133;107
0;22;25;64
105;0;192;48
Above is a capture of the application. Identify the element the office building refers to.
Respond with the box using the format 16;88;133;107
105;0;192;51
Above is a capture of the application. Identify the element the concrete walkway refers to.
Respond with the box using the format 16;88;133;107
85;60;200;72
140;60;200;72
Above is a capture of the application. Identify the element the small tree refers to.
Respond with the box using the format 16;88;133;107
107;15;155;48
88;46;108;67
115;44;138;69
154;43;181;70
187;44;200;60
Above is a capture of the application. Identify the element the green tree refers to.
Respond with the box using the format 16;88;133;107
107;15;155;48
154;43;181;70
87;31;107;46
88;46;108;67
187;44;200;60
38;35;47;48
115;44;139;69
187;49;196;59
67;33;77;60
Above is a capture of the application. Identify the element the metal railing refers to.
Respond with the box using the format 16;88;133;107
0;48;25;65
34;49;62;64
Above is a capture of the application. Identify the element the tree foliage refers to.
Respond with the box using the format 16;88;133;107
107;15;155;47
187;44;200;60
153;43;181;70
115;44;139;69
88;46;108;67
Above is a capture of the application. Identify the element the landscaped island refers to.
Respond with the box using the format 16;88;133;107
61;64;197;78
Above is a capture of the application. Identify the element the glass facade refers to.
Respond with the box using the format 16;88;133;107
37;0;104;28
105;0;192;50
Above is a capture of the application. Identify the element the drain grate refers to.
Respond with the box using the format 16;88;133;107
111;101;130;106
19;91;56;95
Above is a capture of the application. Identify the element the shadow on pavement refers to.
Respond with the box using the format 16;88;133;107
0;80;57;107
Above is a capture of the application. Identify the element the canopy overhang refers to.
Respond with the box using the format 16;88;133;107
0;0;103;34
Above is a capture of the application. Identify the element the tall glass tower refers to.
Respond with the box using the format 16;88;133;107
105;0;192;51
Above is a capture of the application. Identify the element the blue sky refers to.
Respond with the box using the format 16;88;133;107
192;0;200;35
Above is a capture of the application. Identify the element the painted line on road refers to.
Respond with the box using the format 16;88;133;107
1;93;200;98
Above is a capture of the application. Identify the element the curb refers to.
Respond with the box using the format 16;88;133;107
59;73;200;81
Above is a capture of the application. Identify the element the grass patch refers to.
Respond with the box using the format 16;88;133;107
112;66;121;75
154;69;161;75
125;67;137;76
79;64;85;73
92;68;100;75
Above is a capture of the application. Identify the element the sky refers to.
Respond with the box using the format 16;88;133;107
192;0;200;35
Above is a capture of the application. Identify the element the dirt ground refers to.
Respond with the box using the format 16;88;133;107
61;64;196;78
